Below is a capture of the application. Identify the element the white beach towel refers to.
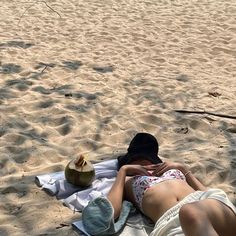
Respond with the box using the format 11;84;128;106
35;159;153;235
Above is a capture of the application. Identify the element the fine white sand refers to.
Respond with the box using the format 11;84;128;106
0;0;236;235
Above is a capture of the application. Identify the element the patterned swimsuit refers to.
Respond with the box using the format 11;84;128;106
132;169;186;211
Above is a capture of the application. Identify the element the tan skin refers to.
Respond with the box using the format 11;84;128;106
107;160;236;236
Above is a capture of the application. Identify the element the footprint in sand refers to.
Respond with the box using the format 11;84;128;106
61;60;82;70
58;123;72;136
32;86;53;95
92;65;114;73
51;116;74;136
4;133;26;145
6;146;31;163
38;100;55;109
0;63;22;74
6;79;33;91
0;40;34;49
0;88;17;99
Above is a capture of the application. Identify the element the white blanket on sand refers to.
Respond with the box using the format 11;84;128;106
35;159;153;236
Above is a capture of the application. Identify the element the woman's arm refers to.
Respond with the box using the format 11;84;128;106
107;166;127;219
107;164;152;219
177;164;207;191
152;161;207;191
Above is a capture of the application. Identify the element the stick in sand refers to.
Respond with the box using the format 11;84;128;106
174;109;236;120
18;0;61;25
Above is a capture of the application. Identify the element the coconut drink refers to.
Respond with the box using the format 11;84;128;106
65;155;95;187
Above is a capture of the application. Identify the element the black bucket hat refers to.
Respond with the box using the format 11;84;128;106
117;133;162;169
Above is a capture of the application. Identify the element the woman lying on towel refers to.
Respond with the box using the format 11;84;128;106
108;133;236;236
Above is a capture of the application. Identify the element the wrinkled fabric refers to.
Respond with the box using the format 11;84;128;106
151;188;236;236
35;159;118;204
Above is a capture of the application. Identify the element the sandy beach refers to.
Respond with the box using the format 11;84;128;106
0;0;236;235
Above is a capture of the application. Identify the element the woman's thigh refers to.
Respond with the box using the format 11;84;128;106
189;199;236;236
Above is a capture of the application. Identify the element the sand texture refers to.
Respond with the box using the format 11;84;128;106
0;0;236;235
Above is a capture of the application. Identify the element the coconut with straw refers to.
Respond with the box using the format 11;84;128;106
65;154;95;187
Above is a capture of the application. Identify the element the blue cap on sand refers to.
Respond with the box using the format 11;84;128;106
82;197;133;235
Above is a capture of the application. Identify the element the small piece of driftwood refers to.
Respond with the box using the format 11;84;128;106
18;0;61;25
174;109;236;120
41;65;48;73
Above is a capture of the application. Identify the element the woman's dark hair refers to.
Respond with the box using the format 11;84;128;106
117;133;162;169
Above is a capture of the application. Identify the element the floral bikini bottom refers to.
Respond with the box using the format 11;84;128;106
132;169;186;211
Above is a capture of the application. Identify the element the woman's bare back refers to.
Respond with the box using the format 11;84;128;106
124;177;195;222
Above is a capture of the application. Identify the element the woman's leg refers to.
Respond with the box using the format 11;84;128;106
179;199;236;236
